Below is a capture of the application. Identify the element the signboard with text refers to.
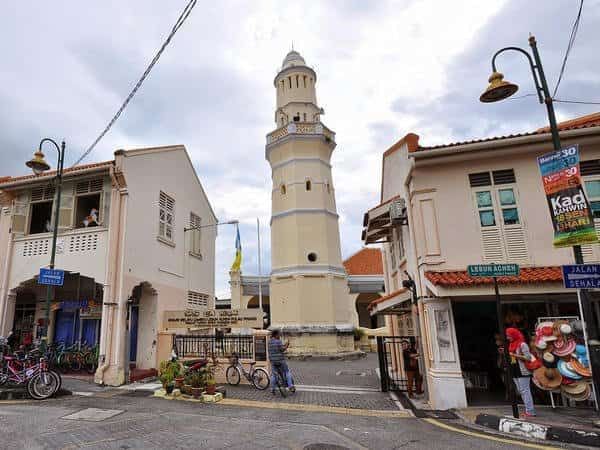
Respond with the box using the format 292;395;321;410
467;264;520;277
162;309;263;330
38;268;65;286
537;145;598;247
562;264;600;289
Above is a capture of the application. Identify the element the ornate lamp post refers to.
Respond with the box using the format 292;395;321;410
26;138;65;347
481;35;600;411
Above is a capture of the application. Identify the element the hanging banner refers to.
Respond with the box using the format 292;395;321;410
537;144;598;248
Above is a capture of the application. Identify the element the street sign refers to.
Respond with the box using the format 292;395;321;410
562;264;600;288
467;264;520;277
162;308;263;329
38;268;65;286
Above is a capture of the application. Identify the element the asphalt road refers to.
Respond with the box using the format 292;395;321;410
0;393;555;450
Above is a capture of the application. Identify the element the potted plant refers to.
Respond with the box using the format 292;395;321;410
190;373;204;399
174;373;185;389
205;374;217;395
159;359;180;392
165;382;175;395
183;373;193;396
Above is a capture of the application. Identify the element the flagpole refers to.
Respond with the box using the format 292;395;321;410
257;218;263;313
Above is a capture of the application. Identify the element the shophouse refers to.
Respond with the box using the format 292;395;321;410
362;112;600;409
0;145;217;385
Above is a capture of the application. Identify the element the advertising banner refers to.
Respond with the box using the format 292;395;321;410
537;144;598;247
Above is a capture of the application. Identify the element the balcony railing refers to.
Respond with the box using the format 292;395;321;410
266;122;336;146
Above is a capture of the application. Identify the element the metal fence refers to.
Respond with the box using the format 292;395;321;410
377;335;416;392
173;334;255;360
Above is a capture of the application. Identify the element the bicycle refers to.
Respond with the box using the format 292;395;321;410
0;347;60;399
225;352;270;390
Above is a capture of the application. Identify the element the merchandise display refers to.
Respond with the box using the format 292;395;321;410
531;318;593;402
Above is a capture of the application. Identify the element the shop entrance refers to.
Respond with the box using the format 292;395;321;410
452;295;578;406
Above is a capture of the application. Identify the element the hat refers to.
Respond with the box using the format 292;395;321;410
553;338;565;349
575;345;590;366
544;335;558;342
553;339;577;358
560;323;573;335
562;381;588;396
525;356;542;371
541;326;554;337
558;359;583;380
561;376;576;385
537;321;554;330
535;338;547;350
570;358;593;378
567;384;591;402
534;367;562;390
543;352;557;368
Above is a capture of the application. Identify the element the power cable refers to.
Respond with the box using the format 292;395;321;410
73;0;197;166
552;0;584;97
554;98;600;106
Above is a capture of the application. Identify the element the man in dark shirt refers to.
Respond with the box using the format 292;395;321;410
268;330;295;394
402;340;422;398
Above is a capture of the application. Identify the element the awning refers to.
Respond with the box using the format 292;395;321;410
368;288;412;316
361;195;406;244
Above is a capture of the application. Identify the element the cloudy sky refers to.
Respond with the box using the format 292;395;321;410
2;1;599;299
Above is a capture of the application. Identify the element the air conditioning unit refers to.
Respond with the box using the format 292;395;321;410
389;198;408;224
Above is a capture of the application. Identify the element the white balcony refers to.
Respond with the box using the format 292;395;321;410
9;227;109;288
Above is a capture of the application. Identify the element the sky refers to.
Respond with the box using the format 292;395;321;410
1;1;599;299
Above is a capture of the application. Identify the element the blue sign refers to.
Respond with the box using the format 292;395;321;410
562;264;600;288
38;268;65;286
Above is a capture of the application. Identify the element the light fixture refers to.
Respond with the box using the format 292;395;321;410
480;71;519;103
26;150;51;175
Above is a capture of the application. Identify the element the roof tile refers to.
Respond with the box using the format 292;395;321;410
0;161;113;187
343;248;384;275
425;267;563;287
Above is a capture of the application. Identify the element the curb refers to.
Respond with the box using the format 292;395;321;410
475;413;600;448
0;388;72;401
287;351;366;361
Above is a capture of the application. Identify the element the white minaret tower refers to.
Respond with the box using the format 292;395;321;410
266;50;354;354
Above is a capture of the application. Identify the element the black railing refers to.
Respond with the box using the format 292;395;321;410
173;334;255;360
377;335;416;392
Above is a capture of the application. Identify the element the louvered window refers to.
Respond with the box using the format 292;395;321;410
159;191;175;242
580;178;600;262
74;178;104;229
471;169;528;263
189;212;202;256
581;160;600;177
28;184;55;234
187;291;209;309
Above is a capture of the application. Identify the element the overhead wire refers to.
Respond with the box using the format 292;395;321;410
552;0;584;97
73;0;197;166
554;98;600;106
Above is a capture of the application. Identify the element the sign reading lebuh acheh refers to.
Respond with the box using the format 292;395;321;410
162;309;263;329
537;145;598;248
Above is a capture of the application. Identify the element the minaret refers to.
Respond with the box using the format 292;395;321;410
266;50;354;354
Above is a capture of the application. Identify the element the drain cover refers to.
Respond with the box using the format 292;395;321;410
336;370;366;377
62;408;124;422
413;409;457;419
304;445;350;450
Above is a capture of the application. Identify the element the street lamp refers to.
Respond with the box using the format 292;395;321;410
481;35;600;412
26;138;66;348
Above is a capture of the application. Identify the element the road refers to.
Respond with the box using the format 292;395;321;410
0;392;556;449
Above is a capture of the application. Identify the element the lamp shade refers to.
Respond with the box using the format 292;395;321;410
26;150;51;175
480;71;519;103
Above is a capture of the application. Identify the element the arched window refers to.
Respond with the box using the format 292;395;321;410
288;77;292;88
280;184;287;195
303;113;307;122
296;75;299;88
305;180;312;191
303;76;307;88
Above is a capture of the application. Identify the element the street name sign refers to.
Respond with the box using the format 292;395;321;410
162;308;263;330
562;264;600;289
38;268;65;286
467;264;520;277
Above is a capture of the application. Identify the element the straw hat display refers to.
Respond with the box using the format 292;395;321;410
533;367;562;390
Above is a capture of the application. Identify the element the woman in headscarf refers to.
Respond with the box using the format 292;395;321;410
506;327;536;417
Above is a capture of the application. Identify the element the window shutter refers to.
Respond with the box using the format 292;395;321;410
58;186;74;229
492;169;516;185
11;199;28;235
504;226;529;262
582;219;600;263
469;172;492;187
481;227;505;262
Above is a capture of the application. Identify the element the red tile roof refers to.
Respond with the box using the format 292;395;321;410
425;267;563;287
0;161;113;187
344;248;384;275
415;111;600;152
367;288;409;311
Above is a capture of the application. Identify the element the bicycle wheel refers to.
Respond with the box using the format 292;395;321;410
50;370;62;392
0;371;8;386
226;366;241;385
70;356;82;372
251;368;270;390
28;372;59;400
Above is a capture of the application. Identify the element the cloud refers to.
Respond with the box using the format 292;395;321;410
1;0;598;299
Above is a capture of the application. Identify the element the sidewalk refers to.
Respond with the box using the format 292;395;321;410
458;404;600;447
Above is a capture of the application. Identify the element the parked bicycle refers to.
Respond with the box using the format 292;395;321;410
225;352;270;390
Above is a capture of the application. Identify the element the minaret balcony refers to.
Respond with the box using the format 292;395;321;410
266;122;336;147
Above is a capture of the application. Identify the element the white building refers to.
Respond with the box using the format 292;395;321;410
0;145;217;385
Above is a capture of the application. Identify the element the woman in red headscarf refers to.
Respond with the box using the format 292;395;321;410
506;327;536;417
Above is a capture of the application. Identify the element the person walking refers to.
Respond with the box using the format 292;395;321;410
506;327;537;418
402;340;422;398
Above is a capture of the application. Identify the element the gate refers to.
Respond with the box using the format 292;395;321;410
377;335;415;392
172;334;260;360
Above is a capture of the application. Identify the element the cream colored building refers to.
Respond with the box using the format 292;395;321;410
0;145;217;385
363;112;600;409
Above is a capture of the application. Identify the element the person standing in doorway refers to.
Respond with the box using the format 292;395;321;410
402;340;422;398
506;327;537;418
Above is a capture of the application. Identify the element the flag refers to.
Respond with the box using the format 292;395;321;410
230;225;242;271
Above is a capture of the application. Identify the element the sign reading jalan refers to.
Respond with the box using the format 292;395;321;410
467;264;520;278
162;308;263;329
